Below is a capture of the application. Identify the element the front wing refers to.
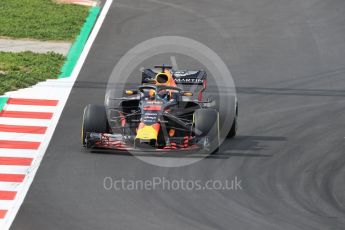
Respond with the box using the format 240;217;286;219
84;132;201;152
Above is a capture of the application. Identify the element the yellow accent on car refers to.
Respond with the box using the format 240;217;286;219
135;125;159;140
125;90;134;95
182;91;193;96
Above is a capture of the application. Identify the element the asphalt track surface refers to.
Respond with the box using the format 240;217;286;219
11;0;345;229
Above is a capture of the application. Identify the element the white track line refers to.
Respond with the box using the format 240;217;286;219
0;166;30;175
0;201;15;210
0;133;44;142
4;105;57;113
5;89;66;100
0;152;36;158
0;149;36;155
0;118;51;127
0;183;22;191
1;1;114;229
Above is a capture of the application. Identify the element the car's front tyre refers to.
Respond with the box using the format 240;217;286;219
193;108;220;154
81;104;109;147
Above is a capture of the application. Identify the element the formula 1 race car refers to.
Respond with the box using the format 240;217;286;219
81;65;238;154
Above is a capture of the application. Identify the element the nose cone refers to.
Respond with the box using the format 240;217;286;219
136;123;160;140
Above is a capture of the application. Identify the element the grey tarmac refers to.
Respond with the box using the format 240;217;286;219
11;0;345;229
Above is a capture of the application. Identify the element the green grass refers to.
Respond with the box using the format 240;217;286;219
0;0;90;41
0;51;65;95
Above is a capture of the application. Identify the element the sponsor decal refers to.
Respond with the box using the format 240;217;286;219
142;111;159;125
143;77;204;85
174;78;203;84
146;101;163;104
173;71;198;77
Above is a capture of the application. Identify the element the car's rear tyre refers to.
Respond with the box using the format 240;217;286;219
81;104;109;147
194;109;220;154
227;103;238;138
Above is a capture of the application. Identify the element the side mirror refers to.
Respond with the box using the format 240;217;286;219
125;90;138;95
181;91;193;97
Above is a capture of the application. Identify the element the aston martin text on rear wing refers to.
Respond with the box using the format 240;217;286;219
142;69;207;85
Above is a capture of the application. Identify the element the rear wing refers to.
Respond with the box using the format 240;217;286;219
142;69;207;101
142;69;207;85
